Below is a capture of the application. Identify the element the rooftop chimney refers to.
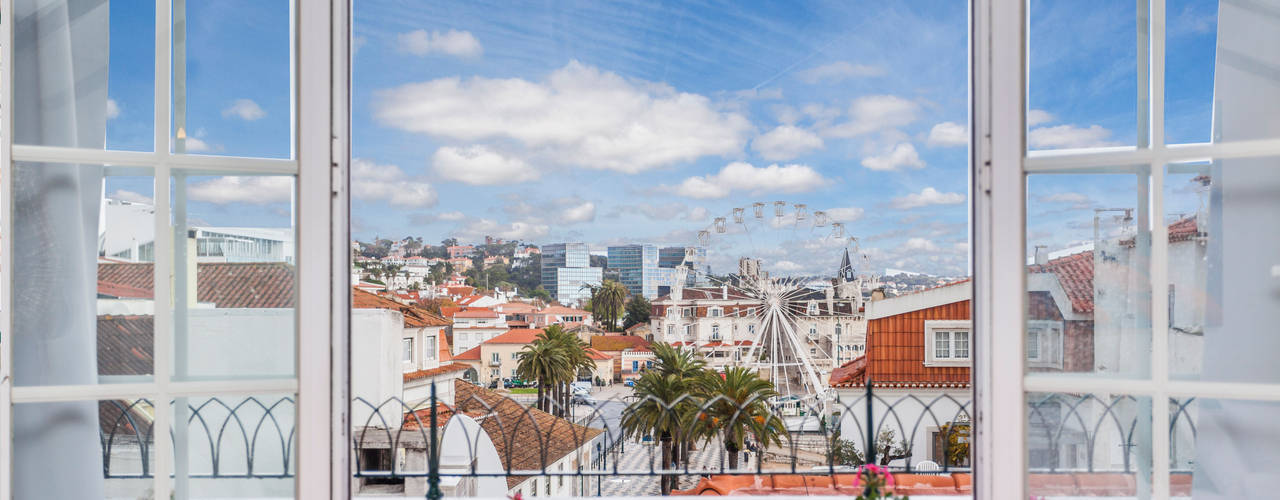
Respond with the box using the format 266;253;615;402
1034;245;1049;266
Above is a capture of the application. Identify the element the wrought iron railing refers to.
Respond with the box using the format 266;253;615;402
96;383;1201;496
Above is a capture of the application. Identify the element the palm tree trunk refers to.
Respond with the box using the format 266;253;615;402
660;435;673;495
536;382;545;413
726;429;740;470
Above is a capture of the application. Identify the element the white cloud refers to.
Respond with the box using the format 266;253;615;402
188;176;292;205
903;237;940;252
106;99;120;120
927;122;967;147
1040;192;1090;204
351;158;437;208
431;145;537;185
559;201;596;224
825;207;864;222
824;95;920;138
398;29;483;58
451;219;549;241
437;211;466;221
771;260;805;272
373;61;753;173
751;125;824;160
861;143;926;171
1029;124;1118;149
796;61;885;84
890;187;965;209
221;99;266;121
108;189;152;205
1027;109;1054;126
183;136;215;152
688;206;710;222
673;161;828;199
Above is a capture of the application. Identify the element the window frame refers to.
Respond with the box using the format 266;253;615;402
0;1;349;498
925;320;972;367
974;0;1280;497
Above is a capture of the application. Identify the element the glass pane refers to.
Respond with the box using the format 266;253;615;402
1165;156;1280;382
172;0;293;158
1026;172;1152;378
13;163;155;386
170;394;296;498
1028;0;1138;151
172;175;296;381
1167;397;1280;498
13;0;156;151
15;398;157;499
1163;0;1218;145
1026;392;1151;498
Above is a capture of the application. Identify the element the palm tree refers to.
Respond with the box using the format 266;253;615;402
580;280;629;331
694;366;787;469
516;325;592;417
621;371;697;494
649;343;708;472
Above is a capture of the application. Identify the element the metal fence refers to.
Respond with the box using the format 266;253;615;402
97;383;1202;496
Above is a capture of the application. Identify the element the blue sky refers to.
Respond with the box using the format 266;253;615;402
100;0;1220;276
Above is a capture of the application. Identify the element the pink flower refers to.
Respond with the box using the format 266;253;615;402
884;470;895;487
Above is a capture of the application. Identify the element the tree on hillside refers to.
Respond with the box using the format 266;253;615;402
441;238;458;248
623;295;652;330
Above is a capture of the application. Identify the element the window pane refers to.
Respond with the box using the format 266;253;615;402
13;0;155;151
172;175;297;381
954;330;969;359
1026;392;1152;497
170;394;296;498
1165;157;1280;382
936;331;951;358
15;398;157;499
1028;0;1137;151
173;0;293;158
1163;0;1218;145
1027;172;1152;378
13;164;155;386
1166;397;1280;497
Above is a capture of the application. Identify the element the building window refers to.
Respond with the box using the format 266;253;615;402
1026;320;1063;368
511;352;519;360
835;323;842;336
511;369;518;377
924;320;972;367
709;307;722;317
402;339;413;363
807;301;819;315
667;325;674;336
748;324;756;335
424;336;437;360
711;324;720;340
632;361;639;372
491;352;500;362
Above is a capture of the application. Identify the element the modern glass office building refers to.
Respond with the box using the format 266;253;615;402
541;242;601;304
659;246;707;286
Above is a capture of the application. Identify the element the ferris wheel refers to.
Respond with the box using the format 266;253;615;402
669;201;873;418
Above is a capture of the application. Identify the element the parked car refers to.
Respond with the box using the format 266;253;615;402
571;394;597;405
624;379;636;387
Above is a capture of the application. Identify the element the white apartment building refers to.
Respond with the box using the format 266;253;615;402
450;309;509;354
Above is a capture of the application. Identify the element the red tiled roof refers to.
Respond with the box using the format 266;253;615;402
97;315;154;376
590;335;649;352
1029;252;1094;314
403;363;471;383
97;281;152;299
453;309;499;319
98;262;296;308
585;348;611;361
484;328;543;344
833;299;971;389
352;288;450;327
534;305;589;316
454;380;603;488
453;346;482;361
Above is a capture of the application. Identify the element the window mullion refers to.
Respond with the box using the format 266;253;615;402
0;0;15;495
1148;0;1170;496
152;0;174;496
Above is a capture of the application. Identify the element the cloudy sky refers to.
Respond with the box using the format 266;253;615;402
100;0;1219;277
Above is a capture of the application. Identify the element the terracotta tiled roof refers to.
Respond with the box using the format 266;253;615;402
585;348;611;361
97;315;153;376
352;288;449;327
1120;216;1203;247
496;302;537;314
534;306;589;316
97;281;152;299
98;262;296;308
403;363;471;383
453;346;482;361
673;473;971;496
454;380;603;488
484;328;543;344
453;309;499;319
589;335;649;352
1029;252;1094;314
834;299;971;389
438;331;452;362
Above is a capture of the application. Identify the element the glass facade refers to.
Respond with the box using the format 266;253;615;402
607;244;670;299
541;242;602;304
658;246;706;286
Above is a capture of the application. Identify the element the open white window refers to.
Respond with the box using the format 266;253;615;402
0;1;348;498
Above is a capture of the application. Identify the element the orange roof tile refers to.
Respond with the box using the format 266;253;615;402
453;309;499;319
98;262;295;308
403;363;471;383
483;328;543;344
585;348;612;361
1029;252;1093;314
352;288;450;327
837;298;971;389
589;335;649;352
453;346;482;361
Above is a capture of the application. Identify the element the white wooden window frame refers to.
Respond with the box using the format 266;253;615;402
974;0;1280;498
0;0;351;498
1025;320;1063;368
925;320;972;367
